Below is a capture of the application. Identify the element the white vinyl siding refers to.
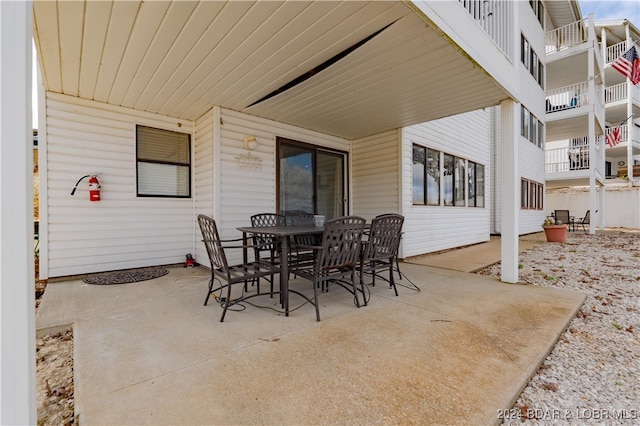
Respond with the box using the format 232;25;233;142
193;108;215;267
351;130;401;221
401;110;491;257
491;104;546;235
213;108;350;265
43;93;195;278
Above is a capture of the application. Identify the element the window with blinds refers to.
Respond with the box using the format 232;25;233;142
136;125;191;197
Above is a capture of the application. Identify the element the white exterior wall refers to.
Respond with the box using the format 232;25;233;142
401;110;491;257
351;129;401;221
195;107;350;267
547;186;640;229
42;93;195;278
491;105;547;235
193;108;215;266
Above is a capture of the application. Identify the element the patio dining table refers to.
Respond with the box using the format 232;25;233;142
236;224;324;316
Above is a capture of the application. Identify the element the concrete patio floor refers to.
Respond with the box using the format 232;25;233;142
36;241;585;425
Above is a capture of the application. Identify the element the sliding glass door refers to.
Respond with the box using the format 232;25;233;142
277;137;347;220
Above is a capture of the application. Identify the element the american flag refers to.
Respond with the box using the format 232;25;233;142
611;46;640;85
606;126;621;148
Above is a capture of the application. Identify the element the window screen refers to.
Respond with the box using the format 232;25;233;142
136;125;191;197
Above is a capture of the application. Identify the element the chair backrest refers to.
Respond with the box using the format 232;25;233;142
317;216;366;270
554;210;570;225
288;214;315;226
289;213;320;245
251;213;286;227
364;214;404;262
583;210;590;224
250;213;286;252
197;215;230;276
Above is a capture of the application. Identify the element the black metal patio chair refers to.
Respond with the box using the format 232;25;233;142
287;213;322;270
289;216;367;321
360;214;405;302
250;213;286;295
197;214;282;322
575;209;593;232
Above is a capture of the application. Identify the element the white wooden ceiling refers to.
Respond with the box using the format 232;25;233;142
33;0;509;139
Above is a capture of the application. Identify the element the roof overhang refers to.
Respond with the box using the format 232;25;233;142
33;0;510;139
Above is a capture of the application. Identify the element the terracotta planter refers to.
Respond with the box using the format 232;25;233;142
543;225;567;242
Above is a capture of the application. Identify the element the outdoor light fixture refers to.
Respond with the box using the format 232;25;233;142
244;136;258;150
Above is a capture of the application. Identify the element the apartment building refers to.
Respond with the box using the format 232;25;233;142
545;17;640;229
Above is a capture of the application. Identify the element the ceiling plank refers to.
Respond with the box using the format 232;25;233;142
79;1;112;99
158;1;285;118
108;0;172;106
33;0;62;93
143;1;254;113
173;1;312;119
120;1;199;108
57;1;85;96
132;1;227;111
93;1;142;102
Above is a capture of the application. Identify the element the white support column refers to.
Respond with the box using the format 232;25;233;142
0;1;36;424
598;183;605;230
500;100;519;283
587;46;597;235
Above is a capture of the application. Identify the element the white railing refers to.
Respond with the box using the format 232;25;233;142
605;124;629;145
545;81;589;113
605;83;627;103
546;19;586;54
546;136;604;175
606;41;628;63
458;0;512;58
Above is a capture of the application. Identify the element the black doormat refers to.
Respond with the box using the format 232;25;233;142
83;267;169;285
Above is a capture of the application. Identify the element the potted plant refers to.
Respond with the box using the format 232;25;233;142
542;218;567;242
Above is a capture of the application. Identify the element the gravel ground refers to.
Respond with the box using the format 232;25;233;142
477;229;640;425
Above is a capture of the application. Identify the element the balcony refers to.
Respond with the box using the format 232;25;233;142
545;20;586;55
605;41;628;64
546;136;605;185
545;81;605;141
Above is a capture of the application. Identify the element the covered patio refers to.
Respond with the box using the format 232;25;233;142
37;262;584;424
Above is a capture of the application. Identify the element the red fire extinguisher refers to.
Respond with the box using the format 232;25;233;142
70;174;101;201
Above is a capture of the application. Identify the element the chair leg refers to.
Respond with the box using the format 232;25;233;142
388;259;399;297
312;278;320;322
204;277;214;306
219;282;233;322
350;269;361;308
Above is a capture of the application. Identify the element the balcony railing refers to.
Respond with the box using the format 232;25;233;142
605;124;629;145
545;82;589;113
546;136;604;176
605;82;627;103
606;41;628;63
546;19;586;54
458;0;512;57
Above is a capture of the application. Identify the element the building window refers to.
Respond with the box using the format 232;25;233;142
412;145;426;205
136;125;191;197
537;121;544;148
443;153;454;206
521;179;544;210
468;162;485;208
521;106;544;149
454;157;466;206
521;34;544;88
537;183;544;210
521;179;529;209
529;0;544;26
426;148;440;206
413;144;482;208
